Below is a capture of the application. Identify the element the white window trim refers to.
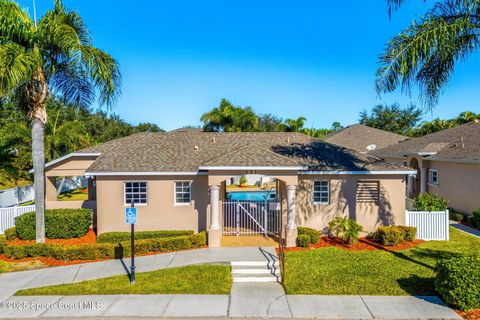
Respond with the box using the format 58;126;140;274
124;181;148;206
312;180;329;205
174;180;192;206
428;169;439;185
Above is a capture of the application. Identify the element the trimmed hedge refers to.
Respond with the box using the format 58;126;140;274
4;227;17;240
370;226;417;246
3;232;207;261
435;255;480;310
15;209;92;240
0;236;5;254
97;230;194;243
449;210;463;223
296;234;310;247
297;227;321;244
471;208;480;228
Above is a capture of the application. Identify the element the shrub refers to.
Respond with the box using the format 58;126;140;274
239;175;247;186
296;234;310;247
297;227;321;244
435;256;480;310
15;209;92;240
374;226;405;246
413;193;448;211
4;227;17;240
97;230;194;243
327;217;363;244
3;232;206;261
471;208;480;228
449;210;464;222
0;236;5;254
397;226;417;242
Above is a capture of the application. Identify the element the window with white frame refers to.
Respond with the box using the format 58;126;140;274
175;181;191;205
124;182;147;205
428;169;438;185
313;180;329;204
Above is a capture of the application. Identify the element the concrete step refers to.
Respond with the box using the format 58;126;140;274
231;261;279;267
232;276;281;283
232;268;279;275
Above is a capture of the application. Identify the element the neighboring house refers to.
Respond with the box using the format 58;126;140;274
42;132;413;247
375;121;480;214
325;124;408;153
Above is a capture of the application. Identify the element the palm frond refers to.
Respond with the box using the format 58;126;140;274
79;46;121;107
0;0;34;47
376;0;480;108
0;42;37;95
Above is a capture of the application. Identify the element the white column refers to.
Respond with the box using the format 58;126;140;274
209;185;220;229
208;185;221;247
285;184;298;247
407;174;414;197
286;185;297;229
420;167;427;194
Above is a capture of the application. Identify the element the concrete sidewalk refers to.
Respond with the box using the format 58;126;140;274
0;287;461;319
0;247;277;302
450;220;480;238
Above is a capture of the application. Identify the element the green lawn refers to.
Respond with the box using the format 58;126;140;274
284;228;479;295
57;188;88;201
16;264;231;295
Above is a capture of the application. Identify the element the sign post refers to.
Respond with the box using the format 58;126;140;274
126;202;137;284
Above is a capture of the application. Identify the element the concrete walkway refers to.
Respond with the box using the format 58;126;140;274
0;247;462;319
450;220;480;237
0;291;461;319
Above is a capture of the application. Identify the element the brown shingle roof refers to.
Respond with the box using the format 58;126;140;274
375;121;480;162
325;124;407;153
78;132;409;173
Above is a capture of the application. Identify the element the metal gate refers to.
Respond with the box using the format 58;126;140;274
222;200;281;236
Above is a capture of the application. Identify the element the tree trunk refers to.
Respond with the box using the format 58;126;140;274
32;118;46;243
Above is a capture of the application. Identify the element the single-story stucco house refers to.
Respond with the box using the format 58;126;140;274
374;121;480;214
42;132;414;247
324;124;408;154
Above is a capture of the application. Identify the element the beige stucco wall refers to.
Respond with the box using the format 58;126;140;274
45;156;97;177
384;155;480;214
296;174;406;233
95;175;209;235
424;160;480;214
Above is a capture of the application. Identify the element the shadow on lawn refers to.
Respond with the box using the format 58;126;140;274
397;275;436;296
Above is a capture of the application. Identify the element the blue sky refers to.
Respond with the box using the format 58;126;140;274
20;0;480;130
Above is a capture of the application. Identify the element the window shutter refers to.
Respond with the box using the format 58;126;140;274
356;181;379;204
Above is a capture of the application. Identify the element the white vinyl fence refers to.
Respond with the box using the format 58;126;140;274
405;209;449;241
0;205;36;234
0;185;35;208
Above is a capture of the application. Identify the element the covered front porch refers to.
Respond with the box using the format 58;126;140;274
205;170;300;248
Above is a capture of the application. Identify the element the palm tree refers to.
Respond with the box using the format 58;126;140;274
0;0;121;243
280;116;307;132
201;98;258;132
377;0;480;108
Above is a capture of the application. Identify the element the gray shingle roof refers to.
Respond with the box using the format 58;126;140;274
374;121;480;162
78;132;410;173
325;124;407;153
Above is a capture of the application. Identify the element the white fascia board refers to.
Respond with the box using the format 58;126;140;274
417;152;438;156
423;157;480;164
299;170;417;175
85;171;207;176
198;166;307;171
29;152;101;173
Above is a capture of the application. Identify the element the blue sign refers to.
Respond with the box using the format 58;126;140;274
126;207;137;224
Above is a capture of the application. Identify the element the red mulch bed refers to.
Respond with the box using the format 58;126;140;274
457;309;480;320
6;228;97;246
283;237;424;252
